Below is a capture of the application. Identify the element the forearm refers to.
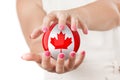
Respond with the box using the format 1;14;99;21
16;0;46;53
76;0;120;31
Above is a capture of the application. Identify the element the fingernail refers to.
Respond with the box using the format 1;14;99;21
82;51;85;55
59;25;64;30
59;53;65;59
42;27;48;32
71;26;77;31
70;51;76;57
45;51;50;57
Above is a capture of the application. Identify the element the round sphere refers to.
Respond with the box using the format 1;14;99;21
42;23;80;59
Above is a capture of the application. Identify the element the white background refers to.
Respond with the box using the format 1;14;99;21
0;0;120;80
0;0;44;80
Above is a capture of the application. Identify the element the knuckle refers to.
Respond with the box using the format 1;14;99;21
47;12;56;19
59;14;66;18
66;66;73;71
73;64;80;69
56;70;64;74
77;60;83;65
57;59;64;64
42;64;49;70
47;68;54;72
57;12;67;18
44;16;51;21
72;16;78;21
68;66;74;70
49;10;57;14
73;66;77;69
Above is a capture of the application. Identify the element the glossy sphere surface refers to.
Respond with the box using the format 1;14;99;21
42;23;80;59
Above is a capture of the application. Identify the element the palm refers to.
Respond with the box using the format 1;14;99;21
22;27;85;74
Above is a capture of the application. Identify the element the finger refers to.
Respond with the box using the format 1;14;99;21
41;51;53;71
30;28;43;39
56;53;65;74
71;17;78;31
42;12;57;32
21;53;41;63
74;51;85;69
57;13;68;30
65;51;76;71
78;19;88;34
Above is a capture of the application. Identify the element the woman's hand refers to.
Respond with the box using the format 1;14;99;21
30;9;88;40
22;29;86;74
28;9;87;73
18;0;120;74
31;0;120;38
41;10;88;34
17;0;86;74
21;50;85;74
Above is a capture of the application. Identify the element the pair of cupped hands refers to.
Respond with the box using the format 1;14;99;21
22;9;88;74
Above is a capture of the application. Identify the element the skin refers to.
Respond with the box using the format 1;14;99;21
16;0;120;74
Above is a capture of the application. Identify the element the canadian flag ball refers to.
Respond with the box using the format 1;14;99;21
42;23;80;59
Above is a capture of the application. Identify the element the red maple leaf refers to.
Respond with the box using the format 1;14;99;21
50;32;72;50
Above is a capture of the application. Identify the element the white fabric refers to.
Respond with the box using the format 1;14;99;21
42;0;120;80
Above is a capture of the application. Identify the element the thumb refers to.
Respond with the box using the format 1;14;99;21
21;53;41;63
30;28;43;39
